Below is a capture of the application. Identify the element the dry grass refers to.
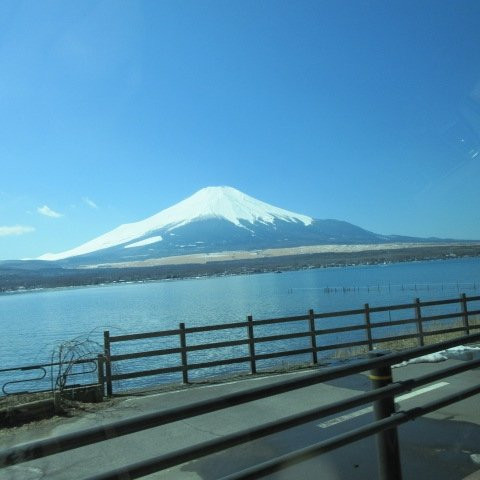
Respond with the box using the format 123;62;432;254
329;314;480;361
375;336;419;352
0;391;53;410
331;345;369;360
470;314;480;326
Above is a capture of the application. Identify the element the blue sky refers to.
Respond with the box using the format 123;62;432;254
1;0;480;260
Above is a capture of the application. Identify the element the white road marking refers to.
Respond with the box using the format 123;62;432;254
317;381;449;428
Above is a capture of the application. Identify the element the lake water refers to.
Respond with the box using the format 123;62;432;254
1;257;479;393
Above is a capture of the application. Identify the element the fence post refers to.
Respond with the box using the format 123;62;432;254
308;309;318;364
103;331;113;397
414;298;424;347
179;323;189;384
364;303;373;351
461;293;470;336
369;351;403;480
97;354;105;396
247;315;257;374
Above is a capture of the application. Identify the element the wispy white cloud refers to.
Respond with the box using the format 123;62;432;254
0;225;35;237
82;197;98;209
37;205;63;218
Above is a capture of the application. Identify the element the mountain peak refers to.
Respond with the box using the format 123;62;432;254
38;186;313;261
169;186;313;229
36;186;445;264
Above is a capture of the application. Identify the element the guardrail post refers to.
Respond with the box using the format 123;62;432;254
369;351;403;480
308;309;318;364
179;323;189;384
414;298;424;347
364;303;373;351
97;354;105;395
461;293;470;336
247;315;257;374
103;331;113;397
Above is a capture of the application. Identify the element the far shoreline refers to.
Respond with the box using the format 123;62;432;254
1;243;479;295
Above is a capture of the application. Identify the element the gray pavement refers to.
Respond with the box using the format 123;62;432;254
1;358;479;480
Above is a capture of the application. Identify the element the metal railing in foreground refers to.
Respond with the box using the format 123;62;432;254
1;332;480;480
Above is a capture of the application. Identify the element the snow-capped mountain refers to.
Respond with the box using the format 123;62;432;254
37;186;438;265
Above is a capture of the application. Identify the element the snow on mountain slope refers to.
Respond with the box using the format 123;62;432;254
124;235;163;249
161;186;313;229
38;186;313;261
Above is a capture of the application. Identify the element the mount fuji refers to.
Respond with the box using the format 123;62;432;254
37;186;442;266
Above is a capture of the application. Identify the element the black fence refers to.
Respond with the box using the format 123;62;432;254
2;293;479;397
103;293;480;395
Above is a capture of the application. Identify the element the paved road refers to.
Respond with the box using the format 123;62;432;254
1;358;479;480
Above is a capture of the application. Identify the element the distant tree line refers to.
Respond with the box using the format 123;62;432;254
1;244;479;293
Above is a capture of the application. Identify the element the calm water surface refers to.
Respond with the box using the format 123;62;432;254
1;258;479;392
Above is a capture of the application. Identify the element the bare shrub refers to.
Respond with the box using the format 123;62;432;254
50;332;102;399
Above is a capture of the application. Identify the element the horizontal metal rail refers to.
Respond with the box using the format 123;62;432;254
369;302;417;313
83;357;480;480
314;323;367;335
314;307;366;318
420;309;480;323
0;358;99;395
221;383;480;480
112;365;184;381
369;318;418;329
1;331;479;469
253;331;311;343
420;295;480;306
185;321;249;333
251;314;310;325
423;326;466;337
0;357;97;374
185;356;251;370
111;347;183;361
187;338;250;351
1;366;47;396
110;329;181;342
420;311;462;322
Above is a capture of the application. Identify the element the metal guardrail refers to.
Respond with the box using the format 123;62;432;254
1;365;47;395
103;293;480;395
1;331;480;480
0;358;99;396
